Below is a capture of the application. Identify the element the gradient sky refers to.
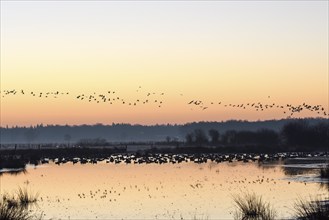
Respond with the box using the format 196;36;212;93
1;1;328;126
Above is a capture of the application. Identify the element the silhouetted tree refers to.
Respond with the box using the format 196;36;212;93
221;129;279;147
222;130;237;144
281;120;310;147
234;131;256;144
193;129;208;145
256;129;279;145
185;133;194;144
208;129;220;144
281;120;329;150
311;123;328;147
1;119;328;152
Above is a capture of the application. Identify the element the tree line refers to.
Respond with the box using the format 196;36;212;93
0;119;328;152
184;120;328;151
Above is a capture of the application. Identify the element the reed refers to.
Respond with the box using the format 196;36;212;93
16;187;39;208
232;192;276;220
294;196;329;220
0;188;41;220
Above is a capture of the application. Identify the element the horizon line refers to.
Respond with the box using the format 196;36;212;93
1;117;328;129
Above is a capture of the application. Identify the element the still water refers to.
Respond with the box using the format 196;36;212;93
0;159;327;219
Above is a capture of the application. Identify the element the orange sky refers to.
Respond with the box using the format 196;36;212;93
1;1;328;126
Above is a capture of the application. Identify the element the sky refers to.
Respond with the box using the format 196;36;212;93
0;1;328;126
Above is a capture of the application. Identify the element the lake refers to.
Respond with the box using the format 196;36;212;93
0;157;328;219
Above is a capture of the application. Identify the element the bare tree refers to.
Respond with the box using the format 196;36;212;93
193;129;208;145
64;134;72;147
185;133;194;144
208;129;220;144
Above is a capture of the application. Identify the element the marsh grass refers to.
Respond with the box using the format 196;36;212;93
17;187;39;208
0;196;34;220
0;203;33;220
2;194;19;209
0;187;41;220
232;192;276;220
294;196;329;220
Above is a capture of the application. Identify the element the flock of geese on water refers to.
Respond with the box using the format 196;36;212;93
1;88;328;117
34;152;326;219
41;151;326;166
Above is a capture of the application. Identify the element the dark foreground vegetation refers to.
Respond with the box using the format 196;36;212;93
0;187;40;220
232;193;329;220
294;197;329;220
232;192;277;220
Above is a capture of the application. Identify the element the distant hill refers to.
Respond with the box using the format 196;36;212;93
0;118;327;144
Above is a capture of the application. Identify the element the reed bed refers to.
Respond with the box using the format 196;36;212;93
232;192;277;220
0;187;41;220
294;196;329;220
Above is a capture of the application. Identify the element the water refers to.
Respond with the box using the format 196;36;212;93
0;159;327;219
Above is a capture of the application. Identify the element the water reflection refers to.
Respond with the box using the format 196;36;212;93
281;166;317;176
0;168;27;176
319;181;329;191
255;158;326;176
1;160;328;219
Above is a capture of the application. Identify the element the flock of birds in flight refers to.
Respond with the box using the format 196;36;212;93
1;87;327;117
